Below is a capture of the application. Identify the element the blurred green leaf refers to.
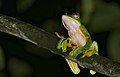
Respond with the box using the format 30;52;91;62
16;0;35;13
80;0;94;24
42;19;59;33
107;31;120;61
89;0;120;33
8;58;33;77
0;46;5;70
0;72;8;77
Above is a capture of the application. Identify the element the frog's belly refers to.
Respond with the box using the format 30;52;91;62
69;31;87;46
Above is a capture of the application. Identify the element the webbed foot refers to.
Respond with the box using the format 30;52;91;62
81;41;98;58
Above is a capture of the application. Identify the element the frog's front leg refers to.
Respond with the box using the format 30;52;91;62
56;32;70;52
56;33;80;74
61;39;80;74
57;38;73;52
64;39;80;74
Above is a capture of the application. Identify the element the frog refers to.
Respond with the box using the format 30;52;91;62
56;12;98;74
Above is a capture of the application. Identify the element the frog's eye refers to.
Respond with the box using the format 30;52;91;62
72;12;80;19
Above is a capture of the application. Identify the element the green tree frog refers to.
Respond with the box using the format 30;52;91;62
56;12;98;75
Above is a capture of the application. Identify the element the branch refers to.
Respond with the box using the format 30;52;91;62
0;14;120;77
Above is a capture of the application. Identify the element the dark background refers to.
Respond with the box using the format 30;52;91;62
0;0;120;77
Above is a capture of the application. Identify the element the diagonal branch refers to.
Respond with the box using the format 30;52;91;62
0;14;120;77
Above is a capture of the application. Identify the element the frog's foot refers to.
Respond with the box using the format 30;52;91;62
55;32;77;48
55;32;71;52
90;70;96;75
89;41;98;53
81;41;98;58
81;50;97;58
59;37;75;48
66;38;78;48
66;38;73;47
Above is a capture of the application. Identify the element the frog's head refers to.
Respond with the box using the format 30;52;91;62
62;13;81;32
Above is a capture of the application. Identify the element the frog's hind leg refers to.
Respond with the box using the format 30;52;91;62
65;58;80;74
81;41;98;58
69;47;84;58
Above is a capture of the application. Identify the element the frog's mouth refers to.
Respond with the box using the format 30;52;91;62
62;15;79;32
